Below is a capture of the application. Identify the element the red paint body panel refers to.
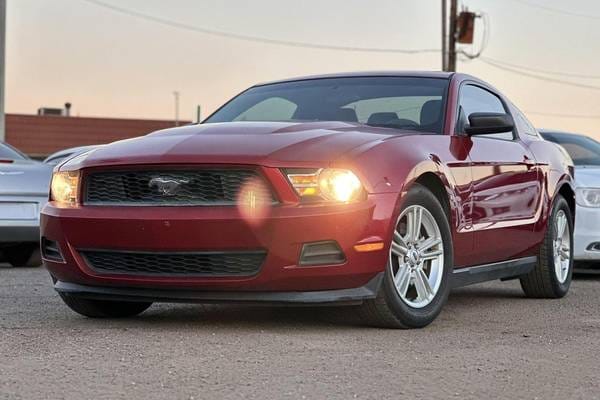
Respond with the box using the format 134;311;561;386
43;193;396;291
42;72;574;296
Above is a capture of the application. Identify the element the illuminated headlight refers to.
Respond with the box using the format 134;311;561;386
50;171;80;206
576;188;600;208
286;168;365;203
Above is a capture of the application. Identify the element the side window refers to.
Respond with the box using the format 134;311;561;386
234;97;297;122
457;85;514;140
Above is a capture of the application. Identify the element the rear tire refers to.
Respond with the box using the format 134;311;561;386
357;183;453;329
59;293;152;318
520;195;573;298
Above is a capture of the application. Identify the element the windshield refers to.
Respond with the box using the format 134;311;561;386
543;132;600;166
205;77;449;134
0;143;28;160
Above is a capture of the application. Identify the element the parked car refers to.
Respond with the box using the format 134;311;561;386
43;145;101;166
0;142;52;267
540;130;600;269
42;72;575;328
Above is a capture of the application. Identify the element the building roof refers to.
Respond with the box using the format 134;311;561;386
6;114;190;157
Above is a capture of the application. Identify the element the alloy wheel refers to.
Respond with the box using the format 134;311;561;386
554;209;571;284
389;205;445;308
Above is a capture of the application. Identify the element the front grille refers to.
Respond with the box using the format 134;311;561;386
80;249;266;277
83;168;276;206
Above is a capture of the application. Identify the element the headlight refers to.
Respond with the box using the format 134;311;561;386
286;168;365;203
576;188;600;208
50;171;80;206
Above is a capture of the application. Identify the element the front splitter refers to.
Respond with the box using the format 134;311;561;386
54;273;384;306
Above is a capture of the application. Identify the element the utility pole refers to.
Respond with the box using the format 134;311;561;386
442;0;447;71
173;91;180;126
195;105;202;123
0;0;6;141
447;0;458;72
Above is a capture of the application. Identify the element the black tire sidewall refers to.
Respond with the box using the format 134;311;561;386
5;244;37;267
59;293;152;318
382;184;453;328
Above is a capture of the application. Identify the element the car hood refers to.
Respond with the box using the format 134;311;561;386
575;166;600;188
63;121;409;170
0;159;53;196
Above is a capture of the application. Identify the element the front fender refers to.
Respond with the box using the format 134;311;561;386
333;134;472;251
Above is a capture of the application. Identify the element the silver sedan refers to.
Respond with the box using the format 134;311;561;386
0;142;52;267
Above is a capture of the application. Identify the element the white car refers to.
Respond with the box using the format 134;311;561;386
0;142;52;267
541;130;600;268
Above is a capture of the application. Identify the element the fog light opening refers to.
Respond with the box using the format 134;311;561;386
41;237;65;263
299;241;346;266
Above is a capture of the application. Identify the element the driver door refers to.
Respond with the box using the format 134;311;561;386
457;84;542;266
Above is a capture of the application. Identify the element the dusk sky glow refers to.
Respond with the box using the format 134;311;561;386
7;0;600;137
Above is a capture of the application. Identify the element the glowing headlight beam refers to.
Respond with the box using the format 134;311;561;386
50;171;81;206
286;168;364;203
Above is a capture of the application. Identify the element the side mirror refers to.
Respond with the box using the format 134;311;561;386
464;112;514;136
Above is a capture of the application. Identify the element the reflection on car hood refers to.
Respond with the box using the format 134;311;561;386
575;166;600;189
62;121;416;170
0;159;53;196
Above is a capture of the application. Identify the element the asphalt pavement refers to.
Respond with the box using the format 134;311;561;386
1;264;599;400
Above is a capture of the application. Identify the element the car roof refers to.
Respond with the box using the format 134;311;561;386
255;71;457;87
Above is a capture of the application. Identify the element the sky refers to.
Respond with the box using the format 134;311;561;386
6;0;600;137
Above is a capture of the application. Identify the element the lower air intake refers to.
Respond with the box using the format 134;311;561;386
80;249;266;277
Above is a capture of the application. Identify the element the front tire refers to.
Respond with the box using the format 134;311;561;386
59;293;152;318
520;195;573;298
357;183;453;329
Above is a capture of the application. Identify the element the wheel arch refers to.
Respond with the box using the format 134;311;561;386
344;137;466;238
557;182;576;218
415;172;452;223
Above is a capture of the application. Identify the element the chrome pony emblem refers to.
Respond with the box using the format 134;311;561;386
148;176;190;196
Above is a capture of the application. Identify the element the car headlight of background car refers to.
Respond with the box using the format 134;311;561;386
285;168;365;203
50;171;80;206
576;188;600;208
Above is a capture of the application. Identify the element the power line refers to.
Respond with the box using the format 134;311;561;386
478;58;600;91
481;57;600;80
79;0;600;120
79;0;439;54
506;0;600;20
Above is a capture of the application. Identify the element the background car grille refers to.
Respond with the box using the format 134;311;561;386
83;169;276;206
80;250;266;277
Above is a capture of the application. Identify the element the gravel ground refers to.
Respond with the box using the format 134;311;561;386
1;265;599;400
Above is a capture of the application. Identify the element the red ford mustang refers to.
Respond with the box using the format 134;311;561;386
42;72;575;328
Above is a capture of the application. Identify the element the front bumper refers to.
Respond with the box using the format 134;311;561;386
41;193;397;295
574;204;600;261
